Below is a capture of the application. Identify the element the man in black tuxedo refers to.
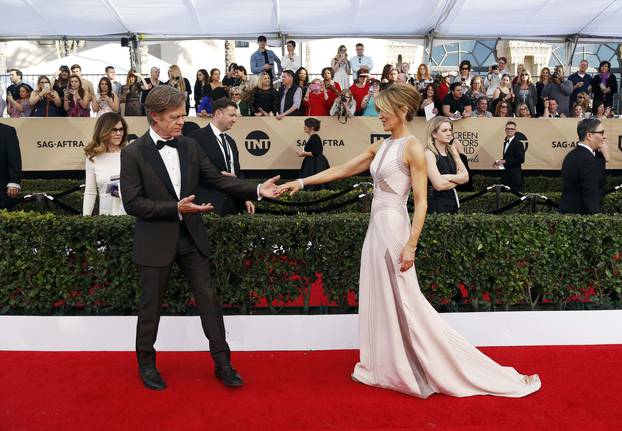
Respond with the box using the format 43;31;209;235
0;123;22;209
559;118;606;214
189;98;254;215
494;121;526;192
120;86;279;390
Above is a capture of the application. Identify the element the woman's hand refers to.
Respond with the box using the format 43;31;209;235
296;149;306;157
277;180;302;197
399;242;417;272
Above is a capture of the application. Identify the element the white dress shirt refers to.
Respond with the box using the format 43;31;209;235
149;128;181;199
281;53;301;72
209;123;235;175
503;135;514;154
350;55;374;77
578;142;596;157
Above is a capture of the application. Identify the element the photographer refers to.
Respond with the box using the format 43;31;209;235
541;65;573;116
330;88;356;118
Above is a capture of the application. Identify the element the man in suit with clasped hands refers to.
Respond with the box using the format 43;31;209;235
120;86;280;390
189;98;254;215
0;122;21;209
494;120;526;193
559;118;607;214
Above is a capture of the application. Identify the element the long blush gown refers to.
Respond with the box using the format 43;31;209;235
351;136;541;398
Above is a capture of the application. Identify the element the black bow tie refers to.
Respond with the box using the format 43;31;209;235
156;139;178;150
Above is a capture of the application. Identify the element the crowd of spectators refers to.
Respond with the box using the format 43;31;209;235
2;38;620;120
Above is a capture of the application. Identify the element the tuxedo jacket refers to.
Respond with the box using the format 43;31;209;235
559;145;602;214
501;132;526;191
188;125;245;215
120;132;257;266
0;123;22;208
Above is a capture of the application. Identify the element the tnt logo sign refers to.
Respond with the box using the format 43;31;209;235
370;133;391;145
245;131;271;156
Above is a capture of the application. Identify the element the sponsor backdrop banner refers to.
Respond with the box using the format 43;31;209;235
2;117;621;172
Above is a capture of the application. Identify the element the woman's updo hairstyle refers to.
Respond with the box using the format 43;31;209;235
374;82;421;122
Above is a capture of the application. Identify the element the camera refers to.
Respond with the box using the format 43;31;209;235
492;65;498;71
340;95;348;102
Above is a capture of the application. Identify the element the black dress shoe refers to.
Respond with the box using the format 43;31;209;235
139;367;167;390
215;365;244;387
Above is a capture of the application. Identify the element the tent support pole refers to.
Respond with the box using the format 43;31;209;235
128;33;141;74
424;30;435;65
564;34;579;72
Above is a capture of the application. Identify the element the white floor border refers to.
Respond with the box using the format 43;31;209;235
1;310;622;351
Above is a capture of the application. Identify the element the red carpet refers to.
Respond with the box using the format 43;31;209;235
1;346;620;430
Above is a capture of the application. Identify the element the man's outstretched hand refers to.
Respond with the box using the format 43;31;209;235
259;175;282;198
178;195;214;214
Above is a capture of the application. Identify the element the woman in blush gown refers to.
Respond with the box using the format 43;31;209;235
278;83;541;399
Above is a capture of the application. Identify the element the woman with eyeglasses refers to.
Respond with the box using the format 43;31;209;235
512;70;537;116
83;112;129;216
516;103;532;118
591;60;618;110
331;45;352;93
536;67;551;118
229;88;252;117
166;65;192;115
494;101;513;117
453;60;475;92
30;75;63;117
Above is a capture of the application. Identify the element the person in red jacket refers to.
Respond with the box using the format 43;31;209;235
305;79;331;116
349;65;371;115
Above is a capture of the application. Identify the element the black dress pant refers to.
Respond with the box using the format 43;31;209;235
135;223;229;370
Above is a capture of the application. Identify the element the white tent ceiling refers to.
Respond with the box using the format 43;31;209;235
3;0;622;40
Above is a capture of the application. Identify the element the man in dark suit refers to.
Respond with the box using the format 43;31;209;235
559;118;606;214
0;122;22;209
120;86;279;391
189;98;254;215
494;121;526;192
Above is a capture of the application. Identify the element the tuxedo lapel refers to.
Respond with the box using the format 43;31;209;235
177;139;191;198
139;134;178;199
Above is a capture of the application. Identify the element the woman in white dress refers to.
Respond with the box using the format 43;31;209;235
83;112;128;216
278;83;540;399
331;45;351;92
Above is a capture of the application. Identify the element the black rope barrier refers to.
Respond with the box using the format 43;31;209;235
256;193;369;216
262;182;373;207
604;184;622;196
5;184;84;214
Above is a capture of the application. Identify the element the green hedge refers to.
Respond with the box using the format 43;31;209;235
1;212;620;315
256;190;622;215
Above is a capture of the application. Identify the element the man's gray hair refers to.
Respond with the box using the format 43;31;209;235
144;86;185;125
